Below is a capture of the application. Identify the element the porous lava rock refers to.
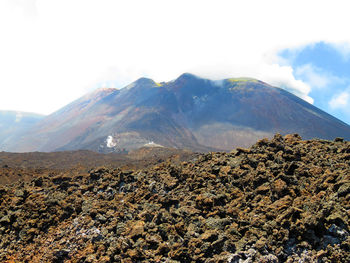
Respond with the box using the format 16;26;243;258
0;134;349;262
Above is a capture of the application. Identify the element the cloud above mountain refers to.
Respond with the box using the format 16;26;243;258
1;0;350;121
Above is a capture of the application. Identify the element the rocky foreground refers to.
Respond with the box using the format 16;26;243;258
0;134;349;262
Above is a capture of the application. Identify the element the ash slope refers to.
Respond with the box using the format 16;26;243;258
5;73;350;153
0;134;349;262
0;147;196;186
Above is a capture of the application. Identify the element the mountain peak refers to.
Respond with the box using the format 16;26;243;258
124;77;159;90
4;74;350;153
175;73;200;82
225;77;259;83
134;77;156;85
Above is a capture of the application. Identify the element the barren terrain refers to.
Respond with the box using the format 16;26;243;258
0;134;349;262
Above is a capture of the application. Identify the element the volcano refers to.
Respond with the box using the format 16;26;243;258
4;73;350;152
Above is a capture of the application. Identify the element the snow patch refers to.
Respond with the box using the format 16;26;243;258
106;135;117;148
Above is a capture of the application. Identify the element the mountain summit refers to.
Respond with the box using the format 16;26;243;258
4;74;350;152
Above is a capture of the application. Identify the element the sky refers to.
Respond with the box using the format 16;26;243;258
0;0;350;125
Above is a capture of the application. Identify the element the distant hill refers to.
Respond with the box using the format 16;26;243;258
3;73;350;152
0;111;44;150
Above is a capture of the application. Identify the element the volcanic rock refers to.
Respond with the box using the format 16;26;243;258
0;134;349;262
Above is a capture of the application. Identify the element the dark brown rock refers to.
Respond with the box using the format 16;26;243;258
0;134;349;262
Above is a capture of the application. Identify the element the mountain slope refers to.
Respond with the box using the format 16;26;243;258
0;111;44;150
4;74;350;152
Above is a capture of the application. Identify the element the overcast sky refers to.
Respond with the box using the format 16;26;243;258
0;0;350;124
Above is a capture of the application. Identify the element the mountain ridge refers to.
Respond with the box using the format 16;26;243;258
3;74;350;153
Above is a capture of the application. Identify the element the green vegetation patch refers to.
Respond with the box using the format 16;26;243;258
226;78;259;83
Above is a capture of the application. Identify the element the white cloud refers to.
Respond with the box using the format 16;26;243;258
4;0;37;17
1;0;350;114
331;42;350;60
256;64;314;104
329;91;350;109
295;63;346;91
295;64;330;89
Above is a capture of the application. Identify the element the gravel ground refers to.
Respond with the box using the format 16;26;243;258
0;134;349;262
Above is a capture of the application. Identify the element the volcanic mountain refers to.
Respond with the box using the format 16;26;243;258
4;73;350;152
